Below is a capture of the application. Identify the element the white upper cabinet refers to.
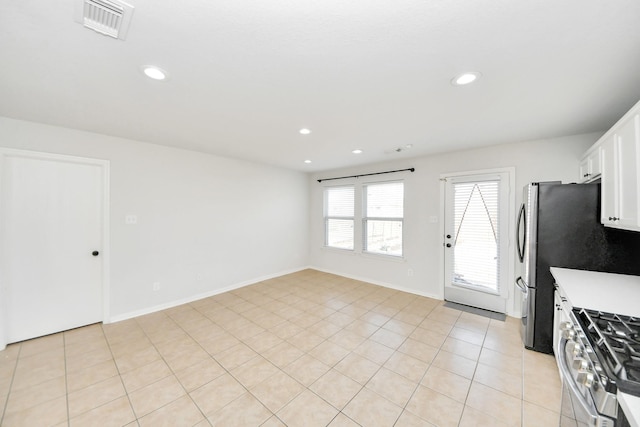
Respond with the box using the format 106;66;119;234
578;145;602;183
600;134;618;224
615;114;640;229
589;100;640;231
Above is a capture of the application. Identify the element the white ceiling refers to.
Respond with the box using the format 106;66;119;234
1;1;640;172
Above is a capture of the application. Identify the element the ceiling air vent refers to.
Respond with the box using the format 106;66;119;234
75;0;134;40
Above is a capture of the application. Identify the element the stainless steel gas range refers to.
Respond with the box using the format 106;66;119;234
552;268;640;427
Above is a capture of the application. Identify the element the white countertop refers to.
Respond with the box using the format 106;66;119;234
550;267;640;426
619;393;640;427
550;267;640;318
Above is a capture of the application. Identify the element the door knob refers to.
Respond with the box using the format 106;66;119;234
446;243;452;248
92;251;99;256
446;234;451;239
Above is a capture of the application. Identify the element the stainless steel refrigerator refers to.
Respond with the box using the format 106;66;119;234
516;182;640;354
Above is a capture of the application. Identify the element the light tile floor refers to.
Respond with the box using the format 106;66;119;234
0;269;561;426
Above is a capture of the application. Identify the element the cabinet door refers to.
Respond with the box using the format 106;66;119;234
578;147;603;182
616;114;639;229
590;147;602;177
579;157;590;182
600;135;618;225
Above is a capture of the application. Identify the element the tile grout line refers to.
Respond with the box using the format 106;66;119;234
287;283;413;426
229;279;407;424
101;322;143;427
63;331;70;427
189;291;311;423
133;312;218;426
392;308;463;426
0;343;21;426
180;284;354;423
388;305;442;427
245;285;378;424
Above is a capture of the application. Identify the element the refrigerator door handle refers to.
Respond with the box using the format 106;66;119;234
515;276;527;293
516;203;526;263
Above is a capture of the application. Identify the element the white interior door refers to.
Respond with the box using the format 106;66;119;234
442;170;512;313
0;150;107;344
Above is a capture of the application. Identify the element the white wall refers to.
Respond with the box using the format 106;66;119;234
0;117;310;321
0;115;602;330
309;133;600;316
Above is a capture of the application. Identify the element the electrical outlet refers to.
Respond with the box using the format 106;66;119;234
152;282;160;291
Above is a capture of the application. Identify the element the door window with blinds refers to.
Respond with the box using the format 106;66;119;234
451;180;499;293
443;170;512;313
324;185;355;250
363;182;404;256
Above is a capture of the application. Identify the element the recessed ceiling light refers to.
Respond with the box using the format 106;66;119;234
304;160;312;164
299;128;311;135
142;66;167;81
451;72;481;86
352;149;363;154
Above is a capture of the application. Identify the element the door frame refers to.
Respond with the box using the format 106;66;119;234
438;167;516;312
0;148;110;350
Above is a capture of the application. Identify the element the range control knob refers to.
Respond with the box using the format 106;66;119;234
572;358;589;371
594;363;604;375
560;321;572;330
567;342;583;357
577;371;595;388
561;322;576;340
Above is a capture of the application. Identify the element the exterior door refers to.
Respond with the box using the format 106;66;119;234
442;170;512;313
0;149;108;345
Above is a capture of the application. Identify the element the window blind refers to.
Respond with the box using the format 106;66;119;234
325;186;354;250
364;182;404;256
452;180;500;292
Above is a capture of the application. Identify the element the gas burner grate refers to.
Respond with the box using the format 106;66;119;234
577;308;640;395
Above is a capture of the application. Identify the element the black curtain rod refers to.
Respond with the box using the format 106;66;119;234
317;167;415;183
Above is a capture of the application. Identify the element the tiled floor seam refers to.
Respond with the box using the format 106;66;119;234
375;307;442;426
131;316;225;424
0;344;21;426
521;344;526;426
62;332;70;427
88;324;142;426
156;304;333;425
271;309;412;425
393;327;467;426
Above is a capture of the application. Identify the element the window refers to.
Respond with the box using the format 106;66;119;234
363;182;404;256
324;185;354;250
451;179;499;292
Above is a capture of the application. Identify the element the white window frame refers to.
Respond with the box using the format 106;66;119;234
323;185;355;251
322;179;405;259
362;181;404;257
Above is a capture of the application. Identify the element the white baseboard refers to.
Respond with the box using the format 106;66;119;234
308;265;443;301
106;265;518;325
105;265;312;324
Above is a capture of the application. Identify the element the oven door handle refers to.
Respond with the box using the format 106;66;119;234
557;338;601;424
